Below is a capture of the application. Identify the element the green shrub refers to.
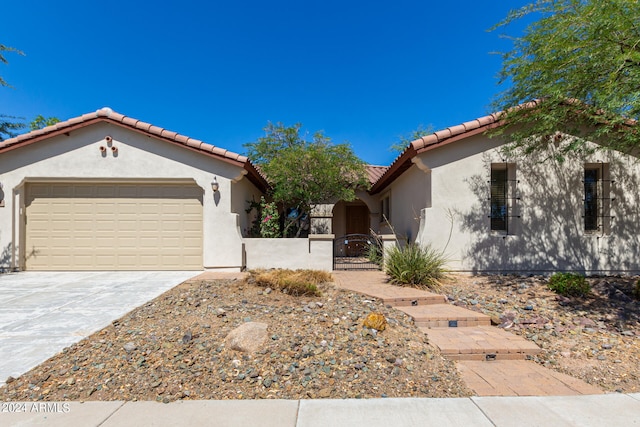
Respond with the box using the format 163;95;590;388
547;272;591;297
384;244;448;291
366;243;383;266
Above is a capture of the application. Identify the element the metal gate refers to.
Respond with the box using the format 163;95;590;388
333;234;382;270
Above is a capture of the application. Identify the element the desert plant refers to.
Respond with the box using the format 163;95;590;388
547;272;591;297
384;243;448;291
249;269;331;296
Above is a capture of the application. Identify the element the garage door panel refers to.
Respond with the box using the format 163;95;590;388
25;183;203;270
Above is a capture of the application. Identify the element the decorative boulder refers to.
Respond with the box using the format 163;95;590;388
225;322;268;353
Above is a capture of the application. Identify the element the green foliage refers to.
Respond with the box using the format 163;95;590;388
245;122;368;237
259;197;281;238
491;0;640;157
0;44;23;88
384;244;448;291
0;44;25;141
547;272;591;297
389;124;435;154
366;243;383;266
0;114;25;142
249;269;330;297
29;115;60;131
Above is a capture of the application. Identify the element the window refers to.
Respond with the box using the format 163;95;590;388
584;163;612;233
380;194;390;223
489;163;518;233
583;168;599;231
490;167;508;231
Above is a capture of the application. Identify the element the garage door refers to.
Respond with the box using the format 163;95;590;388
24;183;203;270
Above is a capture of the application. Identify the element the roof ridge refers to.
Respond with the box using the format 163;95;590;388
0;107;249;164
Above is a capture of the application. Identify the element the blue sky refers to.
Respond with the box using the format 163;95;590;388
1;1;529;166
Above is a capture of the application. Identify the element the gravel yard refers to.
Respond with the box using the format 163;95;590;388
1;276;470;402
2;272;638;402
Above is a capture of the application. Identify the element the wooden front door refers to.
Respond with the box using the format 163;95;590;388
345;205;370;235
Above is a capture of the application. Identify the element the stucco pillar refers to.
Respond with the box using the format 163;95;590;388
380;234;397;267
310;204;334;234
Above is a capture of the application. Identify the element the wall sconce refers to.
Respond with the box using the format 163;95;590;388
211;176;219;192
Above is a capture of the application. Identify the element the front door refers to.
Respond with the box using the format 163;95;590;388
345;205;370;235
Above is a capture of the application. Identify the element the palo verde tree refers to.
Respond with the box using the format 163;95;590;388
491;0;640;158
245;122;368;237
0;44;25;141
389;124;435;154
0;44;59;140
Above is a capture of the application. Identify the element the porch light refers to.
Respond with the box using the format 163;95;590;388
211;176;219;192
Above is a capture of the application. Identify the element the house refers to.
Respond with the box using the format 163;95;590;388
3;107;640;274
0;108;268;272
353;113;640;274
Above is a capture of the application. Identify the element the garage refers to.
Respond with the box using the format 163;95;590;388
23;182;203;270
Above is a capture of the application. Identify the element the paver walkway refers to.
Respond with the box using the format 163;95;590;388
332;270;603;396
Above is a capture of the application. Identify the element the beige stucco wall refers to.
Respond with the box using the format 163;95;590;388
389;134;640;274
231;176;263;237
244;235;334;271
0;122;261;271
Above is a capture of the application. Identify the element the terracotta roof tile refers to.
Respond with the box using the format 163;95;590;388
447;124;467;136
161;129;178;140
0;107;269;192
135;121;153;132
174;134;189;144
210;146;228;157
186;138;202;149
121;117;139;127
366;165;388;185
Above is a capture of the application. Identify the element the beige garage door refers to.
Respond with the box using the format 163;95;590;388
24;183;203;270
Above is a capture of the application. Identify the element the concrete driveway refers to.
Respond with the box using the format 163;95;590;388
0;271;199;386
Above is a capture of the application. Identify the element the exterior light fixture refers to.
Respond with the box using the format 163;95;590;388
211;176;219;192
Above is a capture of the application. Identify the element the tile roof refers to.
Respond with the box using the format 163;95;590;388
410;112;502;152
365;165;389;185
0;107;269;191
369;112;503;194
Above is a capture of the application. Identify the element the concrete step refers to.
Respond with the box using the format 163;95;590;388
456;360;603;396
421;326;542;361
397;304;491;327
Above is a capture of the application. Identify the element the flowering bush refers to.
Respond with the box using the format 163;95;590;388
259;197;281;238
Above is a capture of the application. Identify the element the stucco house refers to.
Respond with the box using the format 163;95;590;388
0;107;267;272
3;107;640;274
343;113;640;275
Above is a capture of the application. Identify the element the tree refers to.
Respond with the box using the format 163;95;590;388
29;115;60;131
0;44;25;141
245;122;368;237
0;44;23;88
389;124;435;154
491;0;640;157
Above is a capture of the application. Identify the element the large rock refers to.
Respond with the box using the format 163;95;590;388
225;322;268;353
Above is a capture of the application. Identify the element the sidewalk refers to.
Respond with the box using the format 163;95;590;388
2;395;639;426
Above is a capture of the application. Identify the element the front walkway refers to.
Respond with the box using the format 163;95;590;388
332;270;603;396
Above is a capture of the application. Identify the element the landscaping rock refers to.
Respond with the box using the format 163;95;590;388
225;322;268;353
